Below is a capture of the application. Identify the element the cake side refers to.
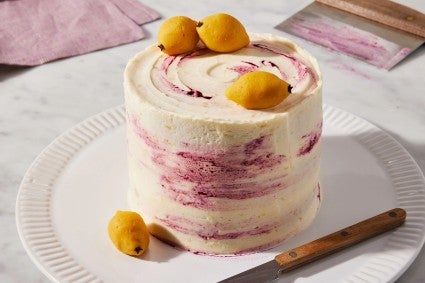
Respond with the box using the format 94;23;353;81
124;33;322;254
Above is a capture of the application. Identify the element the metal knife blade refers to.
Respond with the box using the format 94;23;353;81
219;208;406;282
218;260;281;283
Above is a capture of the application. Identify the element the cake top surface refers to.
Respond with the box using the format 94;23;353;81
125;33;321;122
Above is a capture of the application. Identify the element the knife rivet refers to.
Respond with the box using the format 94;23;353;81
389;211;397;217
340;231;349;236
289;251;297;258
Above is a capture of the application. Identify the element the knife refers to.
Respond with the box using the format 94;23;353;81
219;208;406;283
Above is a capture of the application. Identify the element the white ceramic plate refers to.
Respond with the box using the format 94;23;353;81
16;105;425;283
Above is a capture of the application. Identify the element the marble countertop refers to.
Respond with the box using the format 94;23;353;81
1;0;424;282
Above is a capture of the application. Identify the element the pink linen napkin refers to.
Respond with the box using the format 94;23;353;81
0;0;160;66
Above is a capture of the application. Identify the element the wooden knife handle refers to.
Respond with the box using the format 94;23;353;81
275;208;406;272
315;0;425;38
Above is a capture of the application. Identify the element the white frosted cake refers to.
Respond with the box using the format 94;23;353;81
124;33;322;255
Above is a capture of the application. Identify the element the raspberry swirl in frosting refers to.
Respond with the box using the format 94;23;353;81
126;33;320;121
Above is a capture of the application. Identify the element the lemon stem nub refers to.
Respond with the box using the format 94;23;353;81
197;21;203;27
288;85;293;94
134;246;143;253
158;44;165;51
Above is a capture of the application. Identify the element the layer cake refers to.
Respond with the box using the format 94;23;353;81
124;33;322;254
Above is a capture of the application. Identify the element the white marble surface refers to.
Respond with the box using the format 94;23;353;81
1;0;424;282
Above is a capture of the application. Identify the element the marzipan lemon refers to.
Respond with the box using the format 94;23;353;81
158;16;199;55
108;210;150;256
225;71;292;109
196;13;249;52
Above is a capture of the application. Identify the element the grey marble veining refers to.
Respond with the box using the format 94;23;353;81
1;0;424;282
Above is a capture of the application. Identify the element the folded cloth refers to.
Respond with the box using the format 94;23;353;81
0;0;160;66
